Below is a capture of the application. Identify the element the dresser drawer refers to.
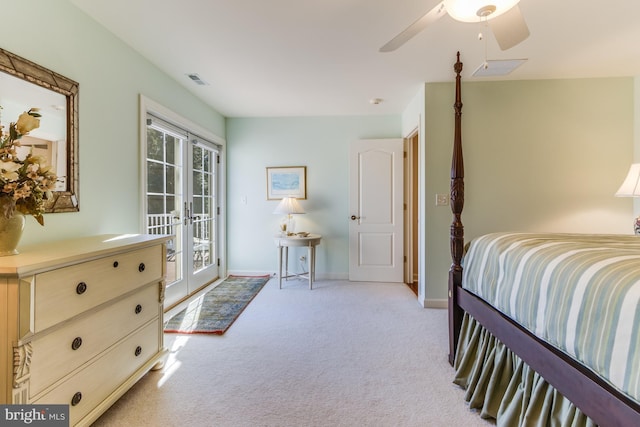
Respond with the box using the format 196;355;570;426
29;283;160;398
34;245;163;332
33;320;160;426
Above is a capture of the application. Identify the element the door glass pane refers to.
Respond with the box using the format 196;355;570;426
165;165;176;194
147;162;164;193
166;135;176;163
193;171;203;195
147;128;164;161
203;150;210;169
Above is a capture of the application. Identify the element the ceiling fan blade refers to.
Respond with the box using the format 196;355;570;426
488;4;530;51
379;1;446;52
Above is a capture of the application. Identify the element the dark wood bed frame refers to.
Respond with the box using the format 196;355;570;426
447;52;640;427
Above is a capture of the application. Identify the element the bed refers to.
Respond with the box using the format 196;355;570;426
447;53;640;426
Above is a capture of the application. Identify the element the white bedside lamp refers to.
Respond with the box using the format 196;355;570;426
615;163;640;234
273;196;305;235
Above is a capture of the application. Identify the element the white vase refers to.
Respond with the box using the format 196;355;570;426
0;212;25;256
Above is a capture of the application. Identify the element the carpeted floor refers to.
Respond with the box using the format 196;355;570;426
93;278;493;426
164;275;270;334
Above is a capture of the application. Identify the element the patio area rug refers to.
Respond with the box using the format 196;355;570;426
164;275;271;334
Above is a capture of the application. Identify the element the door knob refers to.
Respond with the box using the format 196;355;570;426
350;215;360;220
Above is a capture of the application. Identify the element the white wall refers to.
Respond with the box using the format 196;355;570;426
1;0;225;247
226;116;401;277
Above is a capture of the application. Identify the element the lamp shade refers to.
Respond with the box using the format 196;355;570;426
444;0;520;22
616;163;640;197
273;197;305;215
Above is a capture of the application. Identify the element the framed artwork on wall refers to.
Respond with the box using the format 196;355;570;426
266;166;307;200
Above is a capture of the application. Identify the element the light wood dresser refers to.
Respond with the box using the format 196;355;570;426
0;234;169;426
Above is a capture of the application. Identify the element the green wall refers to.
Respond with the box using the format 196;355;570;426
423;77;635;301
2;0;225;246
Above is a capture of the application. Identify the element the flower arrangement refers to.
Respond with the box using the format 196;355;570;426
0;107;57;225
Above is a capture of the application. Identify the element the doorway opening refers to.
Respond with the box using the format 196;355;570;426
404;130;419;296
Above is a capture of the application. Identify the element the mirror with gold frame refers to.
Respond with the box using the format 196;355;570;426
0;47;79;213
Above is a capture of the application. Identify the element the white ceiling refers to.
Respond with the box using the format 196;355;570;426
69;0;640;117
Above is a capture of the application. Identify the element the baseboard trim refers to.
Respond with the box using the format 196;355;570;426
227;270;349;281
317;272;349;280
424;299;447;309
227;270;276;277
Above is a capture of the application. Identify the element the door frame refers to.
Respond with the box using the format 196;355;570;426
404;130;420;295
139;95;227;307
405;121;427;307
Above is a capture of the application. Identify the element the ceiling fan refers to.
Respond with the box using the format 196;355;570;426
379;0;530;53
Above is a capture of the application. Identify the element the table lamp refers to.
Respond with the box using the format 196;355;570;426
273;196;305;235
615;163;640;234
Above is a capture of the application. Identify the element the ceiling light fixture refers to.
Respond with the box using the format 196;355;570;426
443;0;520;22
369;98;384;105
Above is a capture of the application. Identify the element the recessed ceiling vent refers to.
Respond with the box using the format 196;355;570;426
472;58;527;77
187;73;209;86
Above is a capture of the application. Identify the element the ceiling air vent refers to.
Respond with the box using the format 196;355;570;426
186;73;209;86
472;59;527;77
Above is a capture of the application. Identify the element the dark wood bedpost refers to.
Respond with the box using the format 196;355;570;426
448;52;464;366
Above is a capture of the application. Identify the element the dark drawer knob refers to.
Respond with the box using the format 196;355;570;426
71;337;83;351
138;263;145;272
71;391;82;406
135;346;142;357
113;261;119;268
76;282;87;295
135;304;143;314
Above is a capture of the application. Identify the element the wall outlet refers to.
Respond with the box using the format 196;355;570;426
435;194;449;206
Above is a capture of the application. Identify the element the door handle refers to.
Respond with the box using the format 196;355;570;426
184;202;195;225
350;215;360;220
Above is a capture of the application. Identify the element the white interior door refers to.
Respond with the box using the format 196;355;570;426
348;139;404;282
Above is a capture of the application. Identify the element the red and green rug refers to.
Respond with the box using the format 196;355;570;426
164;275;270;334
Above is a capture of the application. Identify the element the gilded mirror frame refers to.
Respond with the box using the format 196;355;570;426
0;47;79;213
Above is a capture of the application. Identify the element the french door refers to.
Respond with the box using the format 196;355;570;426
145;114;220;308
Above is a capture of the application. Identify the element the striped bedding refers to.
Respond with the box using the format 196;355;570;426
461;232;640;403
